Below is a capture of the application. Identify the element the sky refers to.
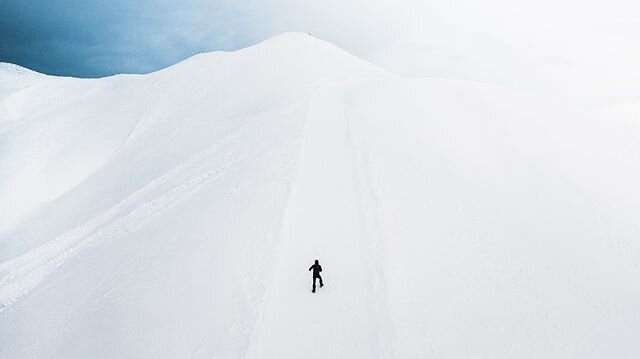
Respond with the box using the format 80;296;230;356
1;0;639;78
0;0;409;77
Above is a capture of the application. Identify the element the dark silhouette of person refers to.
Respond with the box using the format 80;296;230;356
309;259;324;293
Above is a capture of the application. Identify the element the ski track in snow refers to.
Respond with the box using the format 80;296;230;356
343;95;394;358
0;121;289;311
246;84;392;359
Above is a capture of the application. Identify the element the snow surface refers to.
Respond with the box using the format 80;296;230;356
1;32;640;358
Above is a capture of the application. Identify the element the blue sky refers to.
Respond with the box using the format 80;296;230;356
0;1;265;77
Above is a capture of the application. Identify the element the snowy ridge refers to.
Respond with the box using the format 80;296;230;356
1;33;640;358
0;63;44;84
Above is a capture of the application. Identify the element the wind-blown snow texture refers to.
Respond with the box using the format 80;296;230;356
1;33;640;358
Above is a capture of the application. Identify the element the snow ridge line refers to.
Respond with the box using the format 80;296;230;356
0;126;282;311
343;91;394;359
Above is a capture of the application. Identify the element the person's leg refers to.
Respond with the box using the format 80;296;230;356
312;276;317;292
318;275;323;287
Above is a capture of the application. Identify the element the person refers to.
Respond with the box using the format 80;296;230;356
308;259;324;293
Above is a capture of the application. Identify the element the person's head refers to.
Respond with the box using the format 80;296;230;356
315;259;319;264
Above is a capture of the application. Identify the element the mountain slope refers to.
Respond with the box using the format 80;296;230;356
1;33;640;358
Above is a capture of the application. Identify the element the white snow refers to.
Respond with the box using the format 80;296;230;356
1;32;640;358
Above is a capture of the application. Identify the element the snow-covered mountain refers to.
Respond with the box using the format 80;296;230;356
1;32;639;358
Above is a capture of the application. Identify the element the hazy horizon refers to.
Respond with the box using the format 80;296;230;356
2;0;639;78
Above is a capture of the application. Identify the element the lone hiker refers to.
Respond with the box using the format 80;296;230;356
309;259;324;293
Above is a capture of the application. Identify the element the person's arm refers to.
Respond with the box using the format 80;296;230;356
318;265;322;272
309;265;313;271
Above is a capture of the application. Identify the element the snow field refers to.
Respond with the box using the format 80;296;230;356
1;33;640;358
